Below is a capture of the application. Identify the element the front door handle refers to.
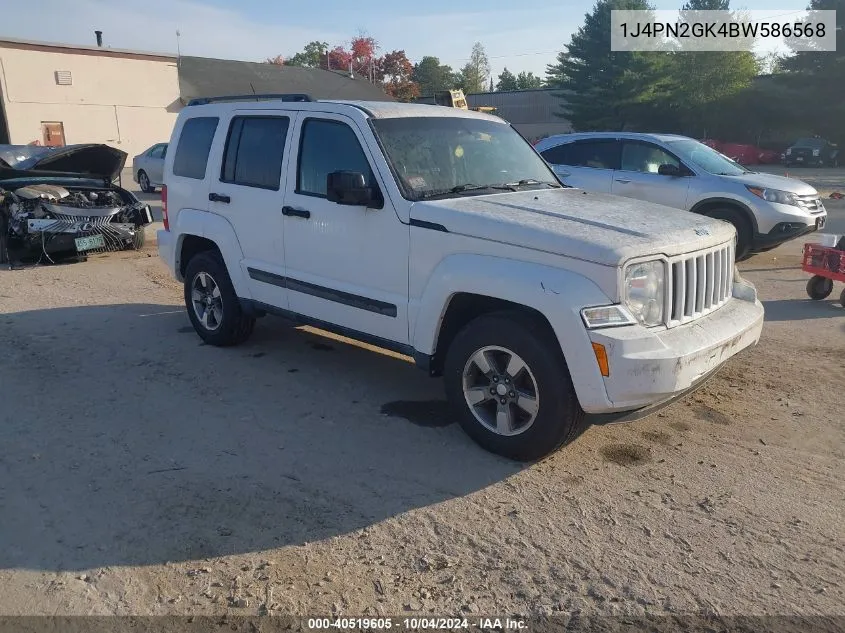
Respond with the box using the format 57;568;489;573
615;178;631;184
209;192;230;203
282;206;311;219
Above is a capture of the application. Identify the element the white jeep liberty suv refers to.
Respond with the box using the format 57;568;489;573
157;94;765;461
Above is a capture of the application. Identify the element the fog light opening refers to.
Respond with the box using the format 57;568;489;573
592;342;610;377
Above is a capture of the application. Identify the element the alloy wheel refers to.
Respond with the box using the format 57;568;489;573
191;271;223;331
462;345;540;436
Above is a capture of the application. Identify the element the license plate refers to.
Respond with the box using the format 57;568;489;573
75;234;105;252
796;156;804;161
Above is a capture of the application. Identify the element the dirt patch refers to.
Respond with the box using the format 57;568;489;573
600;443;651;466
693;404;734;426
641;430;673;445
668;420;691;432
380;400;455;427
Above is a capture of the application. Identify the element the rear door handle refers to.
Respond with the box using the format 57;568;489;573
615;178;631;184
209;192;230;203
282;206;311;219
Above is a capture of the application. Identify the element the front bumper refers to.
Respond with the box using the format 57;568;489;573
752;199;826;244
586;277;764;413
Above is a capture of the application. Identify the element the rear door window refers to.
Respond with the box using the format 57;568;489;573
620;141;680;174
540;143;572;165
567;140;620;170
172;117;219;179
221;116;290;190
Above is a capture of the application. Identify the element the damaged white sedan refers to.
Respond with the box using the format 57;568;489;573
0;144;153;266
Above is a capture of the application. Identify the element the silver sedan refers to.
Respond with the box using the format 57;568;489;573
132;143;167;193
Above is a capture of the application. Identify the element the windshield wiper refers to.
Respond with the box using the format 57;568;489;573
505;179;561;188
450;183;517;193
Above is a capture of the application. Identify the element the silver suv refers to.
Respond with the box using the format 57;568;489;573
535;132;827;260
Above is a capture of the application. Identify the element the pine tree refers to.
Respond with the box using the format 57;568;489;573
496;68;518;91
545;0;670;130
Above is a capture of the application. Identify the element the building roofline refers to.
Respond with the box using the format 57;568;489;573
0;36;177;62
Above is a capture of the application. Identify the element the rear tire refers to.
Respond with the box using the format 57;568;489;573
138;170;154;194
443;310;584;461
807;275;833;300
704;207;753;262
184;250;255;346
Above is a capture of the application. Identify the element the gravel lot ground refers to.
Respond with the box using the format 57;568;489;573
0;174;843;621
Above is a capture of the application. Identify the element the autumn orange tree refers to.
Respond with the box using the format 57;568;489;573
275;35;421;101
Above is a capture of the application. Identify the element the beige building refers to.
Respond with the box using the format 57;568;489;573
0;37;180;160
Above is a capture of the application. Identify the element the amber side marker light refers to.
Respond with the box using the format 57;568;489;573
592;342;610;377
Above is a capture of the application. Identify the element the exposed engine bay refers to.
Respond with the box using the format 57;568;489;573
0;183;153;265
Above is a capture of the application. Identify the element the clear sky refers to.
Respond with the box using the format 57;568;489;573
2;0;808;80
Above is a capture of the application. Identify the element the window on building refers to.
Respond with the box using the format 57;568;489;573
221;116;289;190
172;117;219;180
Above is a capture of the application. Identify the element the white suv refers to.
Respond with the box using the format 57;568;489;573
535;132;827;261
157;95;765;461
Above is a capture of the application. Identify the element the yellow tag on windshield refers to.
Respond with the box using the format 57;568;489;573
454;145;464;158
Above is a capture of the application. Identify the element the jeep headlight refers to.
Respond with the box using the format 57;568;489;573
746;185;799;207
624;260;665;326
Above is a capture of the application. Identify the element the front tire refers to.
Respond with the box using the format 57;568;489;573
807;275;833;300
443;311;584;461
183;250;255;346
704;207;753;262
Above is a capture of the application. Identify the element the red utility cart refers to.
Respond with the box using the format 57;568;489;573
802;239;845;305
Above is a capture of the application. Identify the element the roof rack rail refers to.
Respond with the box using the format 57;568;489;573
186;94;314;106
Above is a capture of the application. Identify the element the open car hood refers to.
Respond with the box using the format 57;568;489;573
0;144;127;181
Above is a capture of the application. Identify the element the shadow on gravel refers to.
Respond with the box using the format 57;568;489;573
762;298;843;322
0;303;520;573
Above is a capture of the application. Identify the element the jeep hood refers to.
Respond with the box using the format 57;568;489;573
722;171;818;195
0;144;127;182
410;188;735;266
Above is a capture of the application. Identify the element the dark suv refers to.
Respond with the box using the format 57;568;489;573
783;137;839;167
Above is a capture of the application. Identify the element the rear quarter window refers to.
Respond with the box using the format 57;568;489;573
172;117;219;180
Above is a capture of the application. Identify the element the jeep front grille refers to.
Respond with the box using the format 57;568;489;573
666;242;734;327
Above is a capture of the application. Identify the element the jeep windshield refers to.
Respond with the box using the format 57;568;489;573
371;117;561;200
665;138;750;176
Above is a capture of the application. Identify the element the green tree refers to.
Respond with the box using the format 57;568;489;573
665;0;760;137
777;0;845;142
459;42;491;94
546;0;670;130
516;71;544;89
283;41;329;68
411;56;455;95
496;67;518;91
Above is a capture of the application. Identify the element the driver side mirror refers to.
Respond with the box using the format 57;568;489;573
658;163;683;177
326;171;380;207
